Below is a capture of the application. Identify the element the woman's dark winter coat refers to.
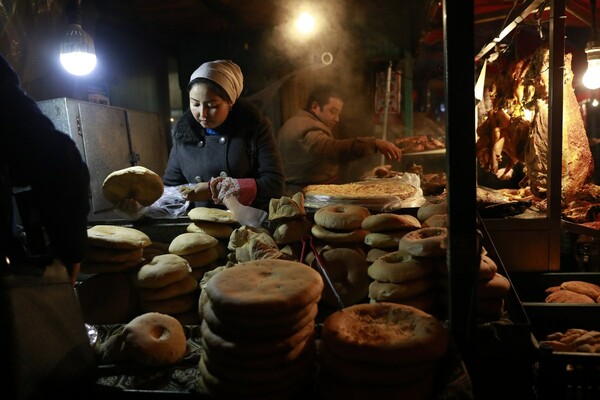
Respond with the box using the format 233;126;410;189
163;99;285;210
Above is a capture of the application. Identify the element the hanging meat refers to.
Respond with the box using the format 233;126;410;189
476;46;593;204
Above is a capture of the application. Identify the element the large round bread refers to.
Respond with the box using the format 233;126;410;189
361;213;420;232
321;302;448;365
313;205;370;230
188;207;237;224
137;254;192;289
368;252;434;283
102;166;164;206
168;232;218;255
87;225;151;250
205;259;324;315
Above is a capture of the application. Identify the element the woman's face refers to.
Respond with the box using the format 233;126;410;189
189;82;231;129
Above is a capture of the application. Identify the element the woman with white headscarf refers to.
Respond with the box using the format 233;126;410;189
163;60;284;210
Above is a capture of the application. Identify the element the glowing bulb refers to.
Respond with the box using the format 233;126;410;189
60;52;96;76
583;43;600;90
60;23;96;76
583;58;600;90
295;12;315;34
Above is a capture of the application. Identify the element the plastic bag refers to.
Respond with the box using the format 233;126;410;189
141;185;190;219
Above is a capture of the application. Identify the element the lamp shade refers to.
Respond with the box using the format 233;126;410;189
60;23;96;76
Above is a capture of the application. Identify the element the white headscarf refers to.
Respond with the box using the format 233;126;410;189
189;60;244;103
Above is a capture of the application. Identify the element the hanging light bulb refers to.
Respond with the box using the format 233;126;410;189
59;0;96;76
583;44;600;90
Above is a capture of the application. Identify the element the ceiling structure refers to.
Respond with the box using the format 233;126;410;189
88;1;599;77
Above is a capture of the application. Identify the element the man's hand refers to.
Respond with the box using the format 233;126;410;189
375;139;402;161
178;182;211;202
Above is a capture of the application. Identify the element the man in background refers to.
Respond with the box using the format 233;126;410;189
277;84;401;194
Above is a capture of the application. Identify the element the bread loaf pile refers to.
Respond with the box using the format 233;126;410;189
362;213;421;250
198;259;324;399
318;302;448;399
544;280;600;303
540;328;600;353
169;231;220;281
187;206;237;270
311;205;370;245
82;225;151;274
136;254;199;325
77;225;153;323
368;251;436;312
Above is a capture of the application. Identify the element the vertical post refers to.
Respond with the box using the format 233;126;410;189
381;61;392;165
443;0;478;367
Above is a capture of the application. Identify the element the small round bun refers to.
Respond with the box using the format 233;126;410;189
123;312;187;367
314;205;370;230
102;166;164;206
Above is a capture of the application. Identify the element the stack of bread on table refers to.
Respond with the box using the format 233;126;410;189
362;213;421;252
77;225;152;323
318;302;449;399
368;250;437;313
136;252;199;324
311;205;370;247
198;259;324;399
187;206;236;266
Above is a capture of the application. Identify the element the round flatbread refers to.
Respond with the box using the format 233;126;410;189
321;302;448;365
87;225;151;250
304;180;417;201
205;259;324;315
169;232;219;255
188;207;237;224
102;166;164;206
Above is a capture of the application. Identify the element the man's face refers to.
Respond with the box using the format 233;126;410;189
311;97;343;129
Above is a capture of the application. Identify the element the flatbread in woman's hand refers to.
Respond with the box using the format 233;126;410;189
102;166;164;206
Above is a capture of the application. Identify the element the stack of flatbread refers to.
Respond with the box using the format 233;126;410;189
368;251;436;313
82;225;151;274
137;253;199;325
198;259;324;399
169;232;222;281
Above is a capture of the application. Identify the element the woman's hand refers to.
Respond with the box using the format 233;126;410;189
209;177;241;204
113;199;144;220
178;182;211;202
